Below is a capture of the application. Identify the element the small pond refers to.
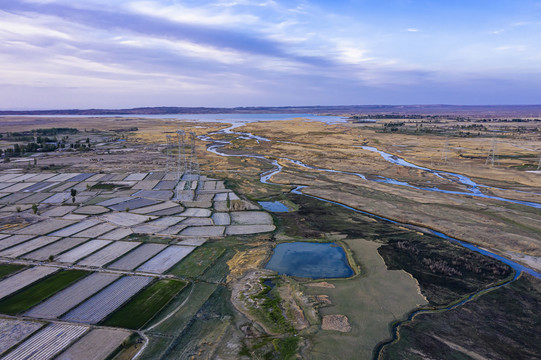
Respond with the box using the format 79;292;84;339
265;242;354;278
258;201;290;212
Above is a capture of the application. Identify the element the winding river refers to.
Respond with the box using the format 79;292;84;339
200;122;541;279
199;120;540;359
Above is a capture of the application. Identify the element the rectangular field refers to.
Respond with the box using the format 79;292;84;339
0;319;43;356
99;227;132;240
50;219;101;237
136;246;196;274
23;237;88;261
107;243;167;271
0;270;89;315
62;275;153;324
72;223;117;238
109;198;160;211
77;241;141;267
55;240;111;263
39;206;77;217
55;328;131;360
0;267;58;300
15;219;75;236
0;236;60;258
103;279;187;329
41;192;72;204
0;235;35;251
167;246;226;278
1;323;88;360
0;264;25;279
25;272;121;319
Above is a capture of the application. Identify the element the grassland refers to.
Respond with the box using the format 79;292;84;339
0;270;89;315
166;244;226;278
277;194;513;303
304;238;427;360
103;279;187;329
0;264;25;279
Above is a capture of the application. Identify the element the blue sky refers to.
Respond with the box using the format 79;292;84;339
1;0;540;109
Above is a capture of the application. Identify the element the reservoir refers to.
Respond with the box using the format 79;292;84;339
265;242;354;278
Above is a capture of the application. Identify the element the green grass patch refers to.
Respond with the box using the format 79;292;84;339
0;270;89;315
167;246;226;278
0;264;25;279
103;279;187;329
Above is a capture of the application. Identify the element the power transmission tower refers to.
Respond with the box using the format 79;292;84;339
165;134;173;174
441;136;449;164
485;139;497;167
176;130;187;181
188;132;201;185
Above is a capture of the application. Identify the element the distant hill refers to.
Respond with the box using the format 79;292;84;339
1;105;541;117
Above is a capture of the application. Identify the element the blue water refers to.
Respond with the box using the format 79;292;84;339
259;201;290;212
265;242;354;278
8;113;346;124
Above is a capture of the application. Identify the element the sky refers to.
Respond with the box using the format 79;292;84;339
1;0;541;109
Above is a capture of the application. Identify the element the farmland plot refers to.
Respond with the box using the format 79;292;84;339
41;193;72;204
0;174;22;182
137;246;196;274
25;273;121;319
40;206;77;217
132;180;159;190
131;201;179;215
72;223;117;238
67;173;95;182
62;276;153;324
145;172;165;181
132;217;183;234
109;198;159;211
124;173;148;181
0;235;35;251
55;328;131;360
96;197;132;207
0;182;37;193
26;173;56;182
108;243;167;271
0;236;60;258
78;241;141;267
50;219;101;237
0;193;34;205
102;212;150;226
18;193;53;204
153;181;176;190
1;323;88;360
148;206;185;216
0;319;43;356
47;173;81;182
23;237;88;261
15;219;75;236
180;208;211;217
99;228;132;240
49;182;76;193
20;182;56;192
55;240;111;263
0;267;58;300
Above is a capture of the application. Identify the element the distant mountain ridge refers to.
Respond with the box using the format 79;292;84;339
1;105;541;117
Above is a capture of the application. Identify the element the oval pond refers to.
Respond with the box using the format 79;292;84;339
265;242;354;278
